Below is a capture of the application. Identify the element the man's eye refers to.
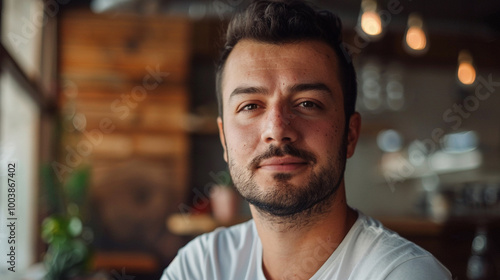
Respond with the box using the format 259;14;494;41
241;104;259;111
299;101;318;108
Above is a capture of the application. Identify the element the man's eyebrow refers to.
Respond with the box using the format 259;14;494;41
229;86;268;99
229;83;332;99
288;83;333;94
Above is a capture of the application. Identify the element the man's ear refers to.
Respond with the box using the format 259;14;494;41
217;117;228;162
346;112;361;159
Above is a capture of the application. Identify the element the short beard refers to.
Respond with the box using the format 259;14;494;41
250;162;344;231
228;135;348;228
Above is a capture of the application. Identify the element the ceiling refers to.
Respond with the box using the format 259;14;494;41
66;1;498;22
71;0;500;22
64;0;500;68
321;0;500;35
76;0;500;35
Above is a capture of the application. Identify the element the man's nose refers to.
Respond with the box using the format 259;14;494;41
261;104;298;145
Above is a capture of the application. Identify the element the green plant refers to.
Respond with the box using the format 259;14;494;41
41;165;92;280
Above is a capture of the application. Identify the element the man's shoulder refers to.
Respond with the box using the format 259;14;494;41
350;213;434;262
354;213;428;254
344;212;452;279
203;218;256;244
181;218;256;257
162;219;259;280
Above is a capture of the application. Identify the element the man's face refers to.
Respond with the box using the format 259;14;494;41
218;40;360;217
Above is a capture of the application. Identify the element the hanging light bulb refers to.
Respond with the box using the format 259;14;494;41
358;0;383;38
403;13;429;55
457;50;476;86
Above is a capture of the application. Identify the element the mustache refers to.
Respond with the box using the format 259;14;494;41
249;144;317;170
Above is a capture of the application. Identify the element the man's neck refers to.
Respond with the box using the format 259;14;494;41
251;186;357;280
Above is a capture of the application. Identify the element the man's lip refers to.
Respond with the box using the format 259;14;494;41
257;156;308;169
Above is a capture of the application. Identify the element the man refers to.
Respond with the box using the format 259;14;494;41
163;0;452;279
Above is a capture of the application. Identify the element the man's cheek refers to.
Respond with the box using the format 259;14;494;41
230;131;253;149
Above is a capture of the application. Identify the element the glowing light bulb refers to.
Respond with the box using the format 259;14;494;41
358;0;383;38
403;13;428;55
406;26;426;51
457;50;476;85
458;63;476;85
361;11;382;36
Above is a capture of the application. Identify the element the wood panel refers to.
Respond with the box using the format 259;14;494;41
63;86;189;133
58;7;192;267
60;9;191;84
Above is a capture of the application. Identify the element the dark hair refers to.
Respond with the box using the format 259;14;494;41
215;0;357;119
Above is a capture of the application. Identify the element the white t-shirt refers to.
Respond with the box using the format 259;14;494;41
162;211;452;280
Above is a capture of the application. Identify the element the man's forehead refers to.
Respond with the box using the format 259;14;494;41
222;40;341;95
226;39;339;66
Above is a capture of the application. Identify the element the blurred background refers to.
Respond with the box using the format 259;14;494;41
1;0;499;279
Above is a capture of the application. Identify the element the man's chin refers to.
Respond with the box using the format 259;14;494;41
244;189;324;217
248;199;312;217
243;181;340;219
